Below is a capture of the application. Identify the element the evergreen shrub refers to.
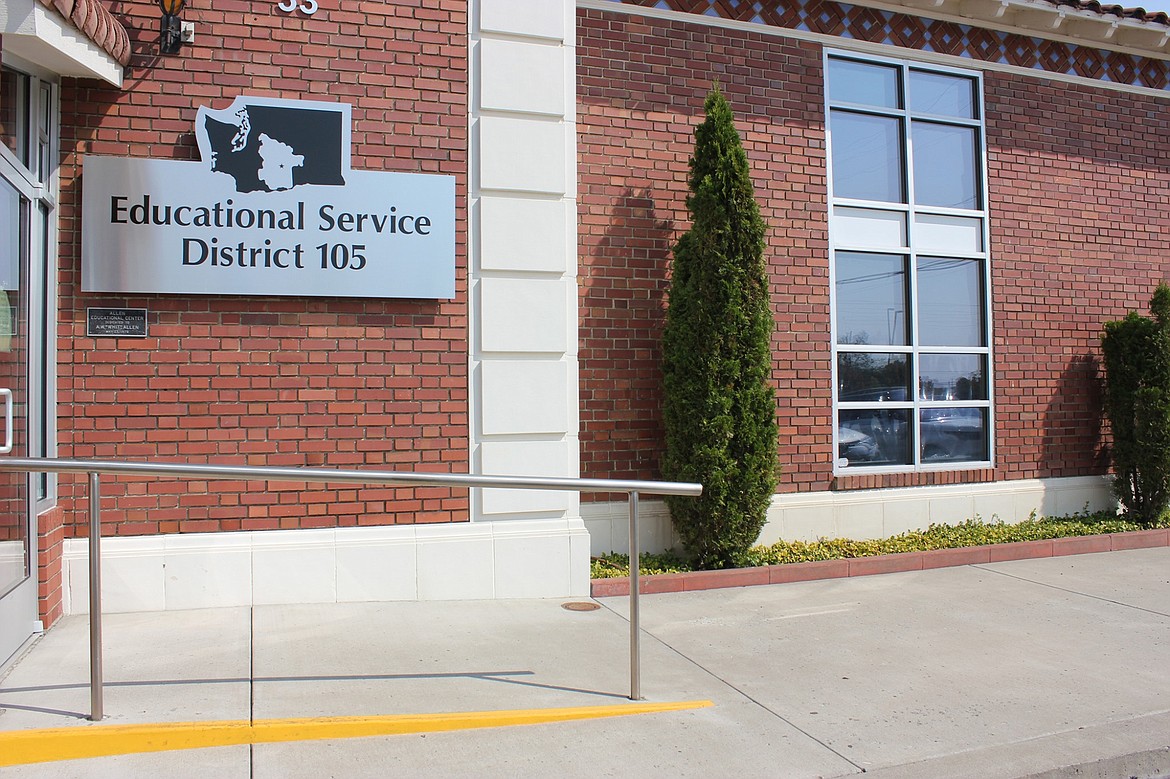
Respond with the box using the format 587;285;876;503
661;85;778;569
1102;284;1170;527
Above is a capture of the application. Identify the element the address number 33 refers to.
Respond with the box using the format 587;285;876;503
277;0;318;15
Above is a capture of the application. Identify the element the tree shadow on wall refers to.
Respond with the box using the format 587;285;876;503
579;188;676;480
1039;353;1108;479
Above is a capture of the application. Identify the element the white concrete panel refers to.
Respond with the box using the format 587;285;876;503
836;501;885;540
480;38;566;115
755;504;789;547
67;536;166;614
480;439;575;514
580;499;677;556
879;499;931;537
1055;486;1116;516
492;520;570;598
783;505;837;541
164;533;252;611
416;524;495;600
479;116;567;194
480;359;569;435
480;277;569;353
480;0;567;40
972;491;1020;524
1015;489;1057;521
568;520;592;596
335;526;418;602
480;197;571;273
252;530;337;605
929;495;977;526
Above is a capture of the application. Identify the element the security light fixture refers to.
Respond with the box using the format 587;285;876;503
158;0;187;55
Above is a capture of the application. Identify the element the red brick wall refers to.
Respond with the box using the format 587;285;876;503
578;10;831;494
54;1;469;539
576;7;1170;493
985;70;1170;480
37;506;64;626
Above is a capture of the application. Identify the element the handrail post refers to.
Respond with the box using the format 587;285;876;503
88;471;103;722
628;489;641;701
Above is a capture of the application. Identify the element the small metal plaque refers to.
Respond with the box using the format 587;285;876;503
86;307;148;338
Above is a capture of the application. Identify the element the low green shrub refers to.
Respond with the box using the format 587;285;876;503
589;509;1166;579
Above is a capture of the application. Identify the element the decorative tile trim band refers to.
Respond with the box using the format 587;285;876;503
607;0;1170;91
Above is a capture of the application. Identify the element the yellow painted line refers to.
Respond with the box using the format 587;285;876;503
0;700;713;767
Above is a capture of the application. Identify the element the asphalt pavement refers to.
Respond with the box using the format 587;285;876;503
1;547;1169;778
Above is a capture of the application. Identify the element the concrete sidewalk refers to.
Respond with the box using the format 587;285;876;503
2;548;1169;778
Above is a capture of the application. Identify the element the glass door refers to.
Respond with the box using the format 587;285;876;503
0;61;51;670
0;169;33;668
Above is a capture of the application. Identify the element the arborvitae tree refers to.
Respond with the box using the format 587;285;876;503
661;86;778;569
1102;283;1170;527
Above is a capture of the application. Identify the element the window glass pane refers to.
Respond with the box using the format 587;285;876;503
828;58;902;109
919;354;987;401
37;83;51;183
917;257;984;347
836;252;908;346
0;178;19;293
912;121;979;209
909;70;976;118
838;353;909;402
831;111;905;203
0;68;30;167
839;409;911;466
921;407;988;463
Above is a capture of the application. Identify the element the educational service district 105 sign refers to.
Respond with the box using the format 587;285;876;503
81;96;455;299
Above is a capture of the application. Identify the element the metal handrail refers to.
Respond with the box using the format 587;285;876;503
0;457;701;720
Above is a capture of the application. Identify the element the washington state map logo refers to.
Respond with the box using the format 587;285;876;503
195;97;350;193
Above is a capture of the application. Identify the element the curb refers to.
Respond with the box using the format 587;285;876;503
589;527;1170;598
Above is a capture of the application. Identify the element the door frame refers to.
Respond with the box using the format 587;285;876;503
0;59;57;669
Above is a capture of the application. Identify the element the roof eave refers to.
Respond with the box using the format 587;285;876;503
885;0;1170;56
1;0;124;85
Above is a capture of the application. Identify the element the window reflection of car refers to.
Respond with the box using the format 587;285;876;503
839;386;907;402
921;408;984;461
838;425;878;462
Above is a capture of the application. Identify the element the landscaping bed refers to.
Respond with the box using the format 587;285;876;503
590;513;1170;597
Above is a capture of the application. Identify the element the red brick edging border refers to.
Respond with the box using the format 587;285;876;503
589;528;1170;598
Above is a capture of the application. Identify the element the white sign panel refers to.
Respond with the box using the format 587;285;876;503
82;96;455;299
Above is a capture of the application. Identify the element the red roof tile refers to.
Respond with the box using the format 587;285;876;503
1050;0;1170;25
37;0;130;68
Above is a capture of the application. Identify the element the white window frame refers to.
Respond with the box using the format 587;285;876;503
825;49;994;475
1;56;58;508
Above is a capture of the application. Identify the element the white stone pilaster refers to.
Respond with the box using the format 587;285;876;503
469;0;585;594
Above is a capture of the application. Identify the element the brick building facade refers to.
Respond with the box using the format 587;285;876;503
1;0;1167;666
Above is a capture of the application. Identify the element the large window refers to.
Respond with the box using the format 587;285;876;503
827;53;991;472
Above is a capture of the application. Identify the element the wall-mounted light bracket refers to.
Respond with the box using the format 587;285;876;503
158;0;188;55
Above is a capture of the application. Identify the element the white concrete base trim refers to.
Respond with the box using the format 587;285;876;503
581;500;679;557
62;519;592;615
584;475;1116;556
761;474;1116;545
